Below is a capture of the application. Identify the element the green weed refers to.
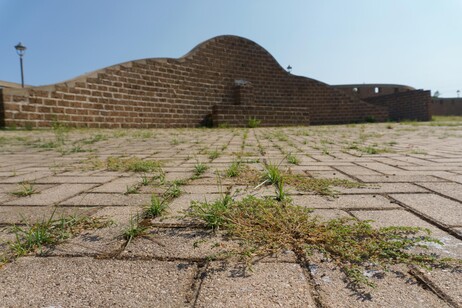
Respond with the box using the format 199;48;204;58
226;161;242;177
287;153;300;165
10;211;110;257
188;195;459;289
144;195;168;218
11;182;37;197
123;215;146;245
105;156;162;173
248;117;261;128
208;150;220;161
194;163;208;176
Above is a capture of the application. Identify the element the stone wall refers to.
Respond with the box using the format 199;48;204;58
0;35;389;128
364;90;431;121
429;98;462;116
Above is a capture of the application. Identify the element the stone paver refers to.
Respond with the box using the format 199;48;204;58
0;257;196;307
3;184;96;206
0;122;461;307
390;193;462;227
196;262;316;307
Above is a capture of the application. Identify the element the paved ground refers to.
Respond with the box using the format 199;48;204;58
0;119;461;307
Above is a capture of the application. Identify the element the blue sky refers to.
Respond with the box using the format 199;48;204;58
1;0;461;97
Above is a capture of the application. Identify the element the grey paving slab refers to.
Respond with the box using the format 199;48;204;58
90;177;140;193
0;206;98;224
291;194;399;209
196;262;316;307
310;260;451;308
418;182;462;202
355;174;441;183
122;228;237;260
60;193;151;207
411;266;462;307
0;171;54;183
46;206;141;256
0;257;196;307
335;165;383;176
34;175;117;184
335;183;429;194
3;184;96;206
390;193;462;227
356;162;406;174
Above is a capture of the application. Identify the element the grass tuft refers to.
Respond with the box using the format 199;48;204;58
9;211;111;258
287;153;300;165
106;156;161;173
144;195;168;218
11;182;37;197
194;163;208;176
248;117;261;128
226;161;242;177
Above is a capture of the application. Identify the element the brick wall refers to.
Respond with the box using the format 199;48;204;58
363;90;431;121
429;98;462;116
212;104;310;127
0;35;389;128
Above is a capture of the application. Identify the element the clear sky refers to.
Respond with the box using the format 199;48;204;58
1;0;461;97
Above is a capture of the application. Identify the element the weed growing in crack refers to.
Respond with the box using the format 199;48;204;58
11;182;37;197
9;211;111;258
284;173;363;196
164;182;182;199
226;161;242;177
189;194;233;230
141;175;150;186
248;117;261;128
262;162;283;185
124;184;139;195
108;157;161;173
123;215;146;245
188;195;460;289
144;195;168;218
208;149;220;161
194;163;208;176
287;153;300;165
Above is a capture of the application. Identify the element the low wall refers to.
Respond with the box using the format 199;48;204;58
364;90;431;121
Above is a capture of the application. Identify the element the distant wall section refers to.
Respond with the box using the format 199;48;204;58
364;90;431;121
429;98;462;116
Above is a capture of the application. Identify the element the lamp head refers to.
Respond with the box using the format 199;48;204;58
15;42;27;56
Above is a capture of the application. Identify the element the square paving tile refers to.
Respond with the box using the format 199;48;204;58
0;257;196;307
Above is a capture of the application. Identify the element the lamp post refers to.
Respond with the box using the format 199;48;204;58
14;42;27;88
287;65;292;74
457;90;460;98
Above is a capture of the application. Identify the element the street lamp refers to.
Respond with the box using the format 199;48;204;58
287;65;292;74
14;42;27;88
457;90;460;98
